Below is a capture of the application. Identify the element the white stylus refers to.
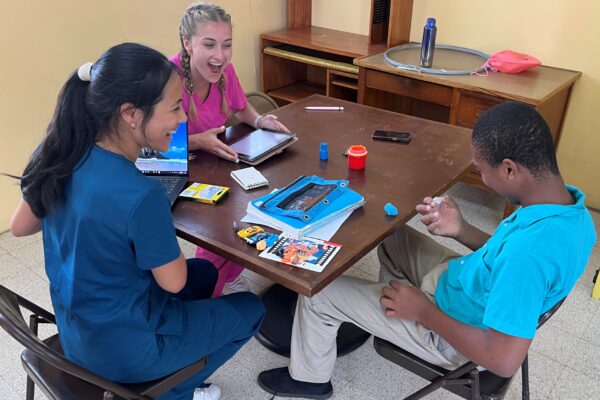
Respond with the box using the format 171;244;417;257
304;106;345;111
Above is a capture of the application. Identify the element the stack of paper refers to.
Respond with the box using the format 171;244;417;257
243;177;365;239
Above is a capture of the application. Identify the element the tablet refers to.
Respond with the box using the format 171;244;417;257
230;129;296;163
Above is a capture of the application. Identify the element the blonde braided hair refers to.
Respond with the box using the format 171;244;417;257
179;2;232;118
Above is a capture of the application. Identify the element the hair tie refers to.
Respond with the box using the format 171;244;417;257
77;62;94;82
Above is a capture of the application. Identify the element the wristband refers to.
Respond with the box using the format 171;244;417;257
254;115;264;129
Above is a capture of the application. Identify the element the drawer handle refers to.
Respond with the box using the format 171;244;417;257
475;108;485;118
403;78;412;86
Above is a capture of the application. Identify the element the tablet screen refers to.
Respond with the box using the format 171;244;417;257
230;129;294;161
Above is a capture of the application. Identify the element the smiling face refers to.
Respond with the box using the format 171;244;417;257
183;21;232;84
139;73;187;152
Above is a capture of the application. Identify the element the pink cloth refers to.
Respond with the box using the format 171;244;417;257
169;54;247;135
170;53;247;296
195;247;244;298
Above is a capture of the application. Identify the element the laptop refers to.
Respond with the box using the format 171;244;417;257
135;121;189;207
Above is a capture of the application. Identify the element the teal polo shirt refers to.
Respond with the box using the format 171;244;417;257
435;185;596;339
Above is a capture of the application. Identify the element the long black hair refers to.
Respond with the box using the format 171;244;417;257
20;42;176;218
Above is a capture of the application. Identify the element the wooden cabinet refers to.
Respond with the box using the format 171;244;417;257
261;0;413;105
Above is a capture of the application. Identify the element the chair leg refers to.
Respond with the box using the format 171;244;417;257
403;363;481;400
25;378;35;400
521;354;530;400
26;314;40;400
469;369;481;400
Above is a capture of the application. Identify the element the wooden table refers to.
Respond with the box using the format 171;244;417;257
173;94;473;298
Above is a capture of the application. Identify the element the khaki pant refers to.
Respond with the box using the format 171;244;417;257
289;225;470;383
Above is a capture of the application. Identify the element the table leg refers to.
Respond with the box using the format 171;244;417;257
255;284;371;357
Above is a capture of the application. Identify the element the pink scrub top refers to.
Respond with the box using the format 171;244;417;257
169;53;247;135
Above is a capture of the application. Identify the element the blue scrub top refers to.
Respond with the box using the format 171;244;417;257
42;146;182;380
435;186;596;339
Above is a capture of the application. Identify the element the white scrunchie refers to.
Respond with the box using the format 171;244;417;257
77;62;94;82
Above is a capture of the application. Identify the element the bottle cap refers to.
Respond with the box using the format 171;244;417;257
319;142;328;161
426;18;436;27
384;203;398;216
347;145;368;170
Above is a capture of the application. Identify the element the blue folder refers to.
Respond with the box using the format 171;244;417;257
246;176;365;237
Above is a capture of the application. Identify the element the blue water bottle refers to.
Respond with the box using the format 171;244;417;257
420;18;437;68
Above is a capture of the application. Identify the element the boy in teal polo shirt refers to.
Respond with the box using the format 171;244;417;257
258;102;597;399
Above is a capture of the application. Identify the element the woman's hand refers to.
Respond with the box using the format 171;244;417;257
257;115;290;133
415;195;465;238
191;126;238;161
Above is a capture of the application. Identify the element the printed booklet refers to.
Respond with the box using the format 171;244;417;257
259;235;342;273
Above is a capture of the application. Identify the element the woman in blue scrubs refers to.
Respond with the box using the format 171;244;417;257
9;42;264;400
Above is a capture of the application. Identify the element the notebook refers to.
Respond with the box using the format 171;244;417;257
230;167;269;190
134;121;188;207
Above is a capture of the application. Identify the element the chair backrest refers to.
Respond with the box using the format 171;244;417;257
225;91;279;127
537;297;565;329
0;284;150;399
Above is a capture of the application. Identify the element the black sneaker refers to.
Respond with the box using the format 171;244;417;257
258;367;333;399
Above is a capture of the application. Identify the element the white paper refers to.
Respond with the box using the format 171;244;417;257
241;209;353;241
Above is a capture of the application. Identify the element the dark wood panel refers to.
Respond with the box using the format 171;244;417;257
267;81;326;105
287;0;311;29
261;50;308;93
387;0;413;47
365;69;453;107
262;26;386;59
455;91;503;128
535;85;572;145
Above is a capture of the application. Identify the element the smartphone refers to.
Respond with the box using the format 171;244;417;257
372;130;412;144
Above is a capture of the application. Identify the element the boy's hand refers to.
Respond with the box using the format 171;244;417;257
415;195;464;238
380;280;432;321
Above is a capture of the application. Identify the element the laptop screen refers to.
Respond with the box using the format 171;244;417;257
135;121;188;176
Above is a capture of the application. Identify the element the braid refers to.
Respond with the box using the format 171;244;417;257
180;45;196;117
218;74;231;117
179;3;233;119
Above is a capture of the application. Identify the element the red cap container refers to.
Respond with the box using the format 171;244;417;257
347;145;368;170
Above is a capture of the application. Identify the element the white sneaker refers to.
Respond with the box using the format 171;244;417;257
222;275;250;295
193;384;221;400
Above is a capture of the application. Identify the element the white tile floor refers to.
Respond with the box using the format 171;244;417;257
1;182;599;399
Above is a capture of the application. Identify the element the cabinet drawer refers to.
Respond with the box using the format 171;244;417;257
365;70;453;106
456;93;503;128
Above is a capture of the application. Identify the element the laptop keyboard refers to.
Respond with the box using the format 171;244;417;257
156;176;177;193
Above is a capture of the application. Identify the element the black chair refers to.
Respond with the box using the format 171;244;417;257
0;284;208;400
226;91;280;127
373;298;566;400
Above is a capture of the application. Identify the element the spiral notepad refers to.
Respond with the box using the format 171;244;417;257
230;167;269;190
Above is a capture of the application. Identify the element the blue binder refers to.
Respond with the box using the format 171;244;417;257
246;175;365;237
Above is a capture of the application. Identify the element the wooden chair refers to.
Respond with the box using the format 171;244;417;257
0;284;207;400
373;298;566;400
226;91;279;127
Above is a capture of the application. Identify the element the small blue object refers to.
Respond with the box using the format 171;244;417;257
263;233;280;248
384;202;398;216
319;142;328;161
